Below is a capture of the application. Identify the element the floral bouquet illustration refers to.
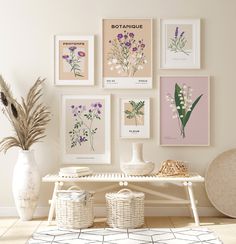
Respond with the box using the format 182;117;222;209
166;83;203;138
124;100;144;126
62;46;86;78
107;31;147;76
69;102;102;151
168;27;190;56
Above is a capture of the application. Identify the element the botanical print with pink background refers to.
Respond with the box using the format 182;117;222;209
160;76;209;145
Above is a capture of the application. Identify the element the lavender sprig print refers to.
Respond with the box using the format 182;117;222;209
166;83;203;138
107;31;147;76
69;102;102;151
62;46;86;78
168;27;190;56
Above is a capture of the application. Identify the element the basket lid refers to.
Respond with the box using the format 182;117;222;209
57;190;92;200
106;188;144;200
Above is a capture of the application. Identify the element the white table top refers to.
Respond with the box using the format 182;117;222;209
43;172;204;183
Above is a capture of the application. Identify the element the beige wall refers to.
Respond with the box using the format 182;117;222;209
0;0;236;215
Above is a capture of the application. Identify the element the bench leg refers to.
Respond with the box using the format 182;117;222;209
185;182;200;226
47;181;63;225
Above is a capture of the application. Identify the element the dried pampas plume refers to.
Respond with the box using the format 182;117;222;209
0;75;51;153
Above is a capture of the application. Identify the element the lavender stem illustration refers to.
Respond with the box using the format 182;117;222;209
107;31;147;76
166;83;203;138
168;27;190;56
69;102;102;151
62;46;86;78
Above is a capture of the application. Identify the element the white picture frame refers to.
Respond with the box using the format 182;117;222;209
160;19;200;69
61;95;111;164
102;18;153;89
120;97;150;138
54;35;94;86
158;75;210;146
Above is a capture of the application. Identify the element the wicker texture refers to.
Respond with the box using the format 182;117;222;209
106;189;144;228
56;187;94;229
158;160;189;177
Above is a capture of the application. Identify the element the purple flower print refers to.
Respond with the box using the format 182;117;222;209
175;27;179;38
79;136;87;143
62;46;86;78
78;51;85;57
69;46;77;51
107;30;148;76
129;33;134;38
125;42;131;47
180;31;185;38
117;33;123;39
62;55;69;59
69;101;102;151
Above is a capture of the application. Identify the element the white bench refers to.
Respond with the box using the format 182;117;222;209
42;172;204;226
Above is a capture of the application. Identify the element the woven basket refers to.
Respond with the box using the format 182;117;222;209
56;186;94;229
106;188;144;228
158;160;189;177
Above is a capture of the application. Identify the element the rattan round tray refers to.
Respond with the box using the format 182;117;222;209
205;148;236;218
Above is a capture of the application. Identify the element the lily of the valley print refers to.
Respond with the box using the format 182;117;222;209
166;83;202;139
62;95;111;164
160;76;209;146
103;19;152;89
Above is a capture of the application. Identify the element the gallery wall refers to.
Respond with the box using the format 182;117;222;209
0;0;236;216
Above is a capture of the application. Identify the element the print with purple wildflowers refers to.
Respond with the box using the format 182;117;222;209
69;102;102;151
166;83;202;138
107;31;147;76
168;27;190;55
62;46;86;78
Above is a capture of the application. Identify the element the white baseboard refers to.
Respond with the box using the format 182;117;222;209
0;205;222;217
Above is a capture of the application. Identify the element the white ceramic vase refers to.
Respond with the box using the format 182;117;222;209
121;143;154;176
130;143;145;163
12;150;41;221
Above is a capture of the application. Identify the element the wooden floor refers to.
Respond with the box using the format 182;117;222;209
0;217;236;243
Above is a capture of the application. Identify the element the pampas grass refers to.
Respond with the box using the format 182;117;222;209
0;75;51;153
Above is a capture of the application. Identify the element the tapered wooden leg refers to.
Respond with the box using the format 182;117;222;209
47;181;63;225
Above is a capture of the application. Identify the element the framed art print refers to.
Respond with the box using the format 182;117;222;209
160;19;200;69
55;35;94;86
102;19;152;89
120;97;150;138
159;76;209;146
61;95;111;164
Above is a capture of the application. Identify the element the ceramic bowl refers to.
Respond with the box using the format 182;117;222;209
120;161;155;176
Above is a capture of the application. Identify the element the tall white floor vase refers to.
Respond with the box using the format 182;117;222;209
12;150;41;221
